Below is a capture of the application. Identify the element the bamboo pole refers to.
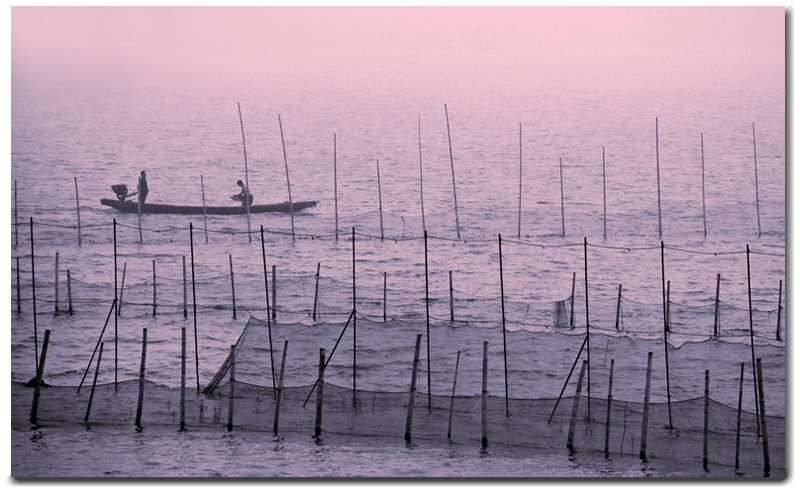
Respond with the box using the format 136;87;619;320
190;223;200;394
376;159;384;240
135;328;148;429
640;351;654;461
152;260;157;317
713;274;721;337
660;241;673;427
776;280;783;341
703;369;710;469
180;327;186;431
260;227;276;394
30;218;38;372
67;270;73;315
229;255;236;319
567;360;588;451
301;311;355;408
74;177;82;246
746;245;761;436
14;180;18;247
444;104;461;238
481;341;488;448
118;263;127;316
559;158;566;237
424;230;431;410
273;340;288;435
547;336;588;425
602;147;607;238
54;252;59;313
77;299;116;393
666;280;671;331
312;263;320;320
137;175;143;244
227;345;235;432
518;123;523;238
272;265;277;321
200;175;209;243
604;359;615;457
735;362;744;469
113;219;118;390
447;350;461;440
499;234;509;418
182;256;187;318
584;237;591;417
16;257;21;314
700;134;707;236
334;133;339;240
277;114;296;241
84;342;103;423
30;329;51;425
383;272;387;322
352;227;357;406
237;102;252;243
570;272;576;328
449;271;454;322
615;285;622;331
404;334;422;443
418;115;426;233
752;123;762;237
314;348;325;437
757;358;770;475
656;117;663;237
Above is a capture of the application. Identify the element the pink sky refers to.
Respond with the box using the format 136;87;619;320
11;6;785;91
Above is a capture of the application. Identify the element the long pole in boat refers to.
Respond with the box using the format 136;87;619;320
418;115;426;233
602;147;607;238
518;123;523;238
660;241;673;427
700;134;707;236
260;226;276;394
74;177;82;246
352;227;357;406
656;117;663;237
751;123;762;237
113;219;118;390
237;102;252;243
190;223;200;394
444;104;461;238
334;133;339;241
376;159;384;240
30;218;39;371
746;244;761;436
200;175;209;243
277;114;296;241
559;158;566;237
137;175;143;243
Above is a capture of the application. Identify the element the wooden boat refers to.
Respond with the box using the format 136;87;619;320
100;198;318;215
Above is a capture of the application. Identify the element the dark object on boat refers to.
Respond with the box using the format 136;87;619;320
101;198;318;215
111;184;137;201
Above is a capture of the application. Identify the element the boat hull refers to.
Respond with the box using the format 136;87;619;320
100;199;318;215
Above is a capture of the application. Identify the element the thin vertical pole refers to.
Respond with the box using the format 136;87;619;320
182;256;187;318
180;327;186;431
260;227;276;394
135;328;147;429
559;158;566;237
376;159;384;240
570;272;576;328
746;245;761;436
227;345;235;432
713;274;721;337
113;219;118;390
273;340;288;435
352;227;357;405
30;218;39;372
74;177;82;246
752;123;762;237
84;342;103;423
78;299;115;393
447;351;461;440
444;104;461;238
312;263;320;321
272;264;277;320
200;175;209;243
418;115;426;233
404;334;422;443
567;360;588;451
640;351;653;460
615;284;622;331
776;280;783;341
14;180;18;247
334;133;339;241
499;234;509;418
547;336;588;425
660;241;673;427
735;362;744;469
118;263;127;316
67;270;73;315
424;231;431;410
518;123;523;238
656;117;663;237
604;359;615;457
757;358;770;475
54;252;59;312
584;237;591;418
481;341;488;449
190;223;199;394
16;257;21;314
237;102;252;243
277;114;296;241
137;176;143;244
449;271;454;322
700;134;707;236
703;369;710;469
314;348;325;437
229;255;236;319
383;272;387;322
602;147;607;238
152;260;156;317
29;329;50;425
666;280;671;331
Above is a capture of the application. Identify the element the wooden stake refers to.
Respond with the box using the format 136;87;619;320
376;159;384;240
77;299;116;393
602;147;607;238
604;359;615;457
84;342;103;423
383;272;387;322
660;241;673;427
118;262;127;316
229;255;236;319
313;263;320;321
548;335;588;425
447;350;461;440
54;252;59;313
640;351;653;461
559;157;566;237
67;270;73;315
615;284;622;331
757;358;770;474
424;231;431;410
584;237;591;417
272;265;277;320
200;175;209;243
713;273;721;337
30;218;39;372
567;360;588;451
180;327;186;431
746;245;761;436
227;344;235;432
30;329;51;425
182;256;187;318
418;115;426;233
190;223;200;394
444;104;461;238
700;134;707;236
113;219;118;390
449;271;454;322
152;260;157;317
752;123;762;237
74;177;82;246
273;340;288;435
352;227;357;406
260;227;276;394
14;180;18;247
499;234;509;418
314;348;325;437
518;123;523;238
301;311;355;408
334;133;339;241
237;102;252;243
137;175;143;244
666;280;671;331
135;328;147;429
656;117;663;236
16;257;21;314
776;279;783;341
404;334;422;443
703;369;710;469
277;114;296;241
735;362;744;469
481;341;489;449
570;272;576;328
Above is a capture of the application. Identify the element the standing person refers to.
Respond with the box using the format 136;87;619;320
233;180;254;206
138;170;149;204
